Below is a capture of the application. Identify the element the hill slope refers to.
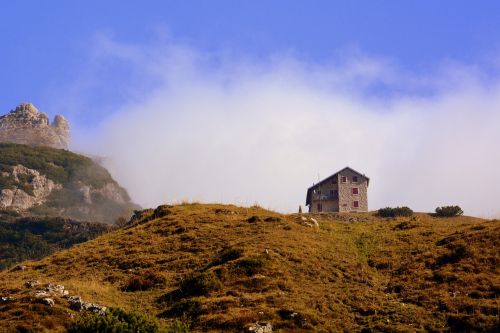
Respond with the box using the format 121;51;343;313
0;217;111;270
0;143;138;223
0;204;498;332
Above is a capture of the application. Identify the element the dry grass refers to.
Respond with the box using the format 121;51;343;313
0;203;498;332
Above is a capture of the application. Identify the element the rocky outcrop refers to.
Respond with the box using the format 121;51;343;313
20;280;107;314
79;183;128;205
248;322;273;333
0;142;139;223
0;165;62;211
0;163;133;220
0;103;69;149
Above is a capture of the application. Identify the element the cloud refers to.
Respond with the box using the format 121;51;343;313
68;36;500;217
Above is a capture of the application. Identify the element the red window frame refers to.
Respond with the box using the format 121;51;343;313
341;176;347;183
352;188;359;195
353;200;359;208
352;176;358;183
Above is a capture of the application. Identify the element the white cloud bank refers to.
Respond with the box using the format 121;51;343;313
70;37;500;217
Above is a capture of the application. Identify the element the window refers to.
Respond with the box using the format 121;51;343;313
352;176;358;183
330;190;334;197
352;188;359;195
353;201;359;208
341;176;347;183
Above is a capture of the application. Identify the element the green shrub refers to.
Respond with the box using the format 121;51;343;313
213;247;243;266
129;209;155;225
181;271;222;296
153;205;173;219
435;205;463;217
165;319;190;333
264;216;282;222
247;216;261;223
162;298;203;319
69;307;162;333
378;206;413;218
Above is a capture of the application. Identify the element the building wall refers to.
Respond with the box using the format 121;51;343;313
308;169;368;213
309;175;339;213
338;169;368;212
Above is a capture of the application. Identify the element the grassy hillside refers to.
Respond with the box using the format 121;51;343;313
0;143;112;188
0;143;137;223
0;204;498;332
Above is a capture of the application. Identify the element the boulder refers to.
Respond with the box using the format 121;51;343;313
0;296;14;303
67;296;84;311
84;302;107;316
25;280;40;288
10;265;27;271
248;322;273;333
67;295;106;315
34;290;50;298
41;298;55;306
45;283;68;296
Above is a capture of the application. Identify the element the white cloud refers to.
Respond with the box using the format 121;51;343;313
69;37;500;217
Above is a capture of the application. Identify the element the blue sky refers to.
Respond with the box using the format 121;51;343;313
2;1;500;215
2;1;500;116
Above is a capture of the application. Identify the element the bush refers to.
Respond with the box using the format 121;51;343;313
69;307;163;333
378;207;414;218
122;271;166;292
181;271;222;297
162;298;203;319
264;216;282;222
165;320;190;333
247;216;261;223
436;243;472;266
153;205;173;219
435;205;463;217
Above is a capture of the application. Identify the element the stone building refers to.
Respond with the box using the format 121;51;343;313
306;167;369;213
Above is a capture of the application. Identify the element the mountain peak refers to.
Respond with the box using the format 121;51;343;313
0;103;70;149
15;102;40;113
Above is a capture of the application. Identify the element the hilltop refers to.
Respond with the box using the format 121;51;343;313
0;143;138;223
0;203;498;332
0;103;69;149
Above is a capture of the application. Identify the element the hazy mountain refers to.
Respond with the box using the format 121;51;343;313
0;143;139;224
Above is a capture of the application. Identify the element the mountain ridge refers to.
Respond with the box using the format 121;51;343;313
0;143;139;223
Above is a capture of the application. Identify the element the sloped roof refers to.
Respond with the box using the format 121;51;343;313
305;166;369;206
